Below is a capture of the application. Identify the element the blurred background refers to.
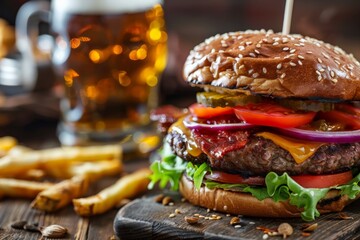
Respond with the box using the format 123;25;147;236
0;0;359;145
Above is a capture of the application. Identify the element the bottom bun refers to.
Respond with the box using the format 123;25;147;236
179;175;356;218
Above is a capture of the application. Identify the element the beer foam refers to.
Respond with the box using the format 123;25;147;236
52;0;163;14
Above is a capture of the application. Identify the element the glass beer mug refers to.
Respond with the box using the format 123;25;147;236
18;0;167;145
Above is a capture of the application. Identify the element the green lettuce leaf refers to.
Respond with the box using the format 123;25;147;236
336;171;360;199
265;172;329;221
186;162;211;190
148;144;187;191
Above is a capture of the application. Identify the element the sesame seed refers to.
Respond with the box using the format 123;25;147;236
249;53;257;58
246;41;252;46
254;49;260;54
298;60;303;66
252;73;259;78
273;42;279;46
283;47;290;51
234;225;242;229
289;62;297;67
322;52;330;59
248;69;254;74
282;38;289;43
256;43;261;48
318;75;322;81
277;63;282;70
306;51;313;54
331;78;338;83
299;43;305;46
294;43;301;47
239;46;245;51
262;67;267;74
298;55;305;60
210;49;215;53
334;60;341;65
319;68;325;72
280;73;286;79
284;54;295;59
238;54;243;58
350;72;355;78
347;64;354;70
239;65;245;69
316;70;321;75
169;213;176;218
330;70;336;78
317;58;323;64
290;49;296;53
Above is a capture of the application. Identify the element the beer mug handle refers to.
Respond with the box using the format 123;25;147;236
15;1;51;91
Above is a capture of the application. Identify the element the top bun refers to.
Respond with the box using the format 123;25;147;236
183;30;360;100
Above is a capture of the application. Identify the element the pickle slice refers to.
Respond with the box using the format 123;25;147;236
276;99;335;112
196;92;262;107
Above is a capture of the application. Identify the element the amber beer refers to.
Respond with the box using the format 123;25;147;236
51;0;167;142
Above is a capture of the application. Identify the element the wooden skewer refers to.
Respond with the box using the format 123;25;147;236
282;0;294;35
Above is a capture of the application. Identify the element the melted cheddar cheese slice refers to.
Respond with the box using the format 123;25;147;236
257;132;324;164
169;117;202;157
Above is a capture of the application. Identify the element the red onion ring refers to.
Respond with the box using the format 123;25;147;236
183;116;255;131
277;127;360;143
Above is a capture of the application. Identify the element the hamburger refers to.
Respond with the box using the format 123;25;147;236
149;29;360;221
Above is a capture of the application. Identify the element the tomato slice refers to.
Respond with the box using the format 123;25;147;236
291;171;353;188
189;103;234;119
234;103;316;128
205;170;353;188
319;104;360;130
205;171;265;186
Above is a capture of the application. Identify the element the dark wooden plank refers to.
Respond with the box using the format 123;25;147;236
114;191;360;240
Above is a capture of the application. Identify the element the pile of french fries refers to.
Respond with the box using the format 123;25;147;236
0;136;151;216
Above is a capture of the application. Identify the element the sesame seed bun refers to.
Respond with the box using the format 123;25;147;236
183;30;360;100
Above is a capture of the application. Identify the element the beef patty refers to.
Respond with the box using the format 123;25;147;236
167;128;360;176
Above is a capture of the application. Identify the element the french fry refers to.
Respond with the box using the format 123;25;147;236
31;175;89;212
0;144;121;177
0;178;52;199
0;136;17;157
7;145;32;156
43;159;122;180
73;168;151;216
69;159;122;181
17;169;46;181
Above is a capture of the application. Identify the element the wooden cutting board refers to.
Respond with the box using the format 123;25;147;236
114;191;360;239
